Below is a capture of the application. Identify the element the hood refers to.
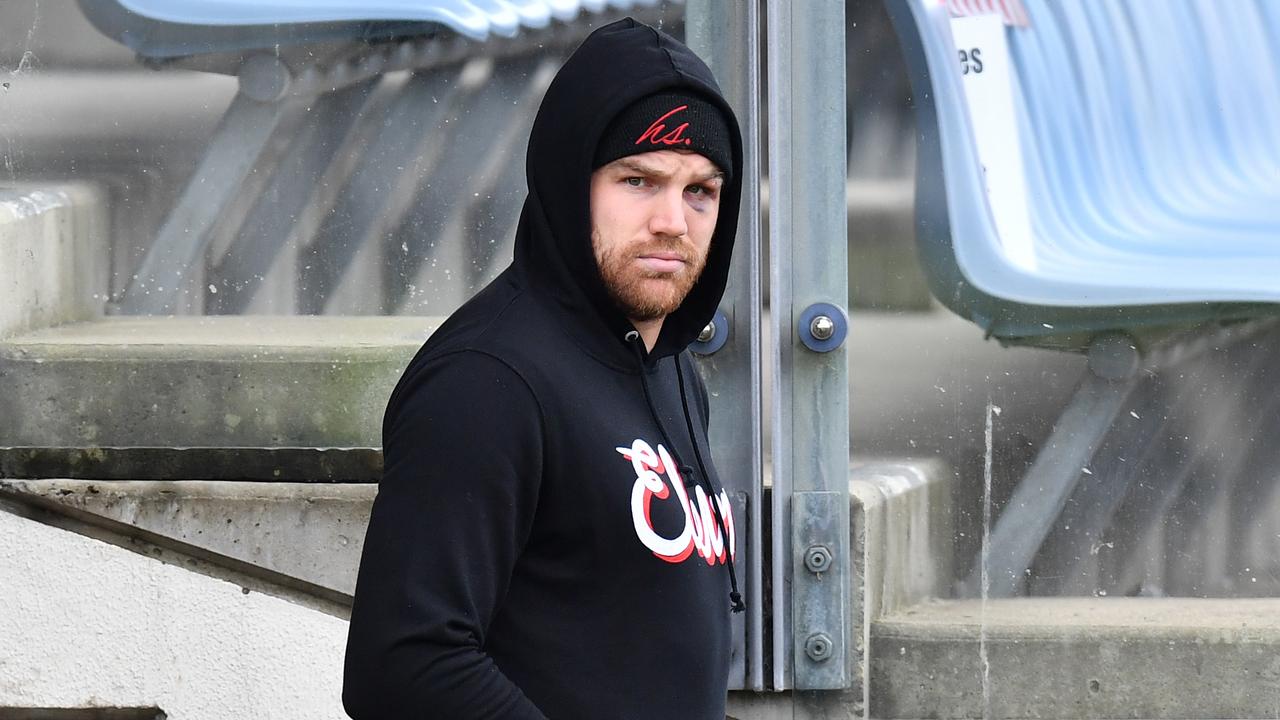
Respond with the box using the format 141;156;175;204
512;17;744;365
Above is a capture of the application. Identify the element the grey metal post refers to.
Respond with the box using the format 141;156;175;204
767;0;850;691
686;0;766;692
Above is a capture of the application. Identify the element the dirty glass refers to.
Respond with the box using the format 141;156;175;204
6;0;1280;717
845;0;1280;717
0;2;680;318
0;2;682;460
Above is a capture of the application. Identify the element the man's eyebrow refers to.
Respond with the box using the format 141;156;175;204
614;158;669;177
613;158;725;183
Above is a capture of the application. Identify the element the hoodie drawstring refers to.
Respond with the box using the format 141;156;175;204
625;331;746;614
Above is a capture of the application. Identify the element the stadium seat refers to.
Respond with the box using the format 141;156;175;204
885;0;1280;348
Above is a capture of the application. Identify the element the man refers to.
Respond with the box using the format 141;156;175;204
343;17;743;720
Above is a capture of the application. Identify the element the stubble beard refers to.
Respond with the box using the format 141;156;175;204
594;232;708;322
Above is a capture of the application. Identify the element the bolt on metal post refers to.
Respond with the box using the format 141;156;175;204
804;632;834;662
809;315;835;341
804;545;833;573
698;321;717;344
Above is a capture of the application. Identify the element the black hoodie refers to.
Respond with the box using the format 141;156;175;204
343;17;744;720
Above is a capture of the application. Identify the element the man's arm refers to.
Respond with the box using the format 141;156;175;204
343;352;548;719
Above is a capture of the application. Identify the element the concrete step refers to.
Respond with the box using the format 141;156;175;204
0;446;382;481
870;597;1280;719
0;183;107;339
0;316;436;448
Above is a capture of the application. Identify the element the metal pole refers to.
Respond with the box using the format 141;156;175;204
686;0;766;692
767;0;850;691
120;86;303;314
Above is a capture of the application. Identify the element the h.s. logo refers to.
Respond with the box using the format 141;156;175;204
616;438;736;565
634;105;693;148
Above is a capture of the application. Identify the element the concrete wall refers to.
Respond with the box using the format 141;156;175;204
0;504;349;718
0;184;107;339
0;316;433;448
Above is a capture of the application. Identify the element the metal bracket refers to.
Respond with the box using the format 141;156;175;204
792;490;851;689
963;333;1140;596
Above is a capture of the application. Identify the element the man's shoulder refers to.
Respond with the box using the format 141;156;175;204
395;275;570;397
385;287;547;438
430;282;562;366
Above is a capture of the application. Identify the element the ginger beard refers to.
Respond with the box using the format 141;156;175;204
593;231;709;321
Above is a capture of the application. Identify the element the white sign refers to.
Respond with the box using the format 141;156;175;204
946;0;1031;28
950;13;1036;272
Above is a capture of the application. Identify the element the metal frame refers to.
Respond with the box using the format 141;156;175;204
963;341;1140;597
691;0;853;692
969;320;1280;597
686;0;765;692
206;77;386;314
114;21;614;316
298;62;486;314
120;75;306;314
692;0;852;692
767;0;850;691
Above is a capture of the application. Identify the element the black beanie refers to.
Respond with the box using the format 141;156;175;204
592;91;733;180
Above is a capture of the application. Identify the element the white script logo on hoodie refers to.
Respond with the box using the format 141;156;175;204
616;438;736;565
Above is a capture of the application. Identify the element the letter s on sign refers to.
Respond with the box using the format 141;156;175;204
958;47;984;75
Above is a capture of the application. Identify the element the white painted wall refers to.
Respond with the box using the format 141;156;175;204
0;508;350;719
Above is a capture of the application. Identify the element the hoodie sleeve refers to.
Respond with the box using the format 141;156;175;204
343;351;549;720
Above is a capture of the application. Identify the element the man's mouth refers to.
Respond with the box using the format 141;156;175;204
635;251;687;274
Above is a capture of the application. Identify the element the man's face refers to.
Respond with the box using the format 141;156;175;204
590;150;724;322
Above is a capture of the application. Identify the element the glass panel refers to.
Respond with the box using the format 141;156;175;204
0;2;685;458
858;0;1280;599
848;0;1280;715
0;1;685;320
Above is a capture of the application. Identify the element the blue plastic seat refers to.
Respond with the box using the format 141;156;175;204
1039;2;1280;233
1071;4;1272;230
80;0;659;59
1004;3;1280;288
886;0;1280;346
1065;3;1275;230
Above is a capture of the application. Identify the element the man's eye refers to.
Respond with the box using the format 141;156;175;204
624;177;645;187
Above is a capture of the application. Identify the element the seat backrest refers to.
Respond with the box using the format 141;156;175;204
885;0;1280;348
77;1;440;60
79;0;660;58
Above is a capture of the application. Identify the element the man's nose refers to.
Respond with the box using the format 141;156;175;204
648;188;689;238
